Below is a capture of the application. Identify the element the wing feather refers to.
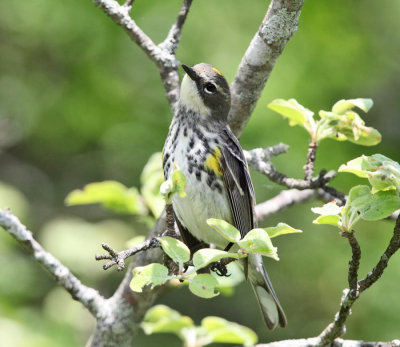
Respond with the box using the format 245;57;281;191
219;127;256;238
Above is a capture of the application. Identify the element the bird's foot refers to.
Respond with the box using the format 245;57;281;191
210;261;231;277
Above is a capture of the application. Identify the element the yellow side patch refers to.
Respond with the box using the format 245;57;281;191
204;147;223;176
212;67;223;76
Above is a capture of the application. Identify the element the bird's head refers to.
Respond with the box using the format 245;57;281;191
179;63;231;121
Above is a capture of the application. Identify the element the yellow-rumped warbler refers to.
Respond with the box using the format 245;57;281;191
162;63;286;329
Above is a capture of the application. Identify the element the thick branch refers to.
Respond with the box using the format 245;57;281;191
0;209;105;317
229;0;306;136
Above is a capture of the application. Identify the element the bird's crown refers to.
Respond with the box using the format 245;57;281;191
179;63;231;121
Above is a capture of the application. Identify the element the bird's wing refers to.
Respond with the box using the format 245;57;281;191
219;127;256;239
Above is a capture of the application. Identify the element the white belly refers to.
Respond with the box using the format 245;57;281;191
164;122;233;249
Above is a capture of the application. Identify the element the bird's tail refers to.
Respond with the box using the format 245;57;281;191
247;254;287;330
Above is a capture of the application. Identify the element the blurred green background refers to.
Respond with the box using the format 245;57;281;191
1;0;400;346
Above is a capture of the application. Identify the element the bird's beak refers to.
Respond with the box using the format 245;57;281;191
182;64;198;81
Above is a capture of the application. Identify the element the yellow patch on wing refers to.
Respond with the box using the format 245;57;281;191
212;67;223;76
204;147;223;176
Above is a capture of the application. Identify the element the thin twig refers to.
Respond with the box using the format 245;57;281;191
0;209;105;317
304;141;318;181
96;238;161;271
319;231;362;344
164;203;179;238
342;231;361;299
123;0;134;9
255;188;340;222
245;145;346;205
319;217;400;345
359;215;400;292
159;0;193;54
92;0;180;109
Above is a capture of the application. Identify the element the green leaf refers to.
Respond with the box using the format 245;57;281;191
348;185;400;221
206;218;241;243
311;201;342;226
130;263;169;293
237;229;278;260
332;98;373;114
264;222;302;238
189;274;219;298
268;98;314;127
339;154;400;192
312;214;341;226
65;181;147;215
140;152;165;218
311;200;342;216
172;170;187;198
158;236;190;264
141;305;194;336
317;110;381;146
192;249;240;271
201;316;258;346
160;169;188;203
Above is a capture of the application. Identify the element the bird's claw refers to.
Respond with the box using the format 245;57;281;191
210;261;230;277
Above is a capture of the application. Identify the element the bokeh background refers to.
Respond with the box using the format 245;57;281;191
1;0;400;346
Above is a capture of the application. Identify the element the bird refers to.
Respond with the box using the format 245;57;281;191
162;62;286;329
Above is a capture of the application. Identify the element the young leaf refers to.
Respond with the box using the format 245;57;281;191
158;236;191;264
317;110;381;146
207;218;241;243
189;274;219;298
348;185;400;221
130;263;169;293
201;316;258;347
311;200;342;216
264;222;302;238
311;201;342;226
339;154;400;192
65;181;147;215
332;98;373;114
268;98;314;127
237;229;278;260
192;248;240;271
141;304;194;336
140;152;165;218
313;214;341;226
172;169;187;198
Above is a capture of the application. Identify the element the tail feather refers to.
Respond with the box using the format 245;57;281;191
247;254;287;329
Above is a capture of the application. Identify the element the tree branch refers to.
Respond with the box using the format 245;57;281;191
0;209;105;317
229;0;306;136
253;338;400;347
255;188;339;222
92;0;192;110
96;239;161;271
159;0;193;55
244;144;346;205
319;216;400;345
304;141;318;181
359;215;400;292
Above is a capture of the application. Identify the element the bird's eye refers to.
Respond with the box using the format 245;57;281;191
204;83;217;94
